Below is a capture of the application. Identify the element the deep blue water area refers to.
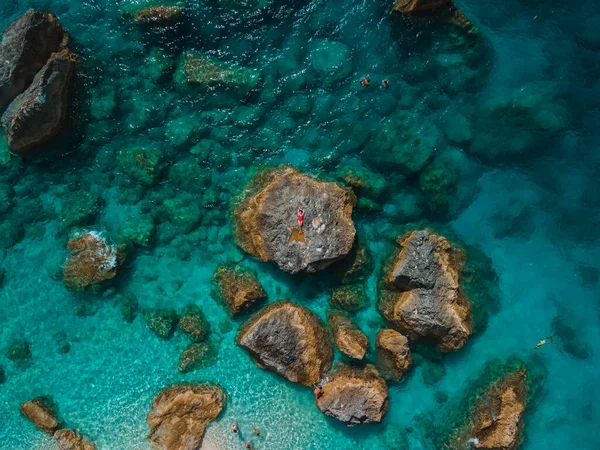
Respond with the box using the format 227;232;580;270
1;0;599;448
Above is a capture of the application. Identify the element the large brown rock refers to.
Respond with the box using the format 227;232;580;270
147;383;225;450
315;365;388;426
379;230;472;352
232;165;356;273
236;301;333;386
327;310;369;360
20;396;60;434
211;265;267;317
0;10;67;112
1;49;75;153
63;231;125;291
376;329;412;381
54;429;96;450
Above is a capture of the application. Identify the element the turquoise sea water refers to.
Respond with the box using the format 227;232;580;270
1;0;600;449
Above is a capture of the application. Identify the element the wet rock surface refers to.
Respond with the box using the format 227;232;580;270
376;328;412;381
54;429;96;450
178;304;209;343
20;396;60;434
327;310;369;360
379;230;472;352
146;383;225;450
315;365;389;426
178;342;217;373
233;166;357;273
123;5;186;26
236;301;333;386
143;308;178;340
212;265;267;317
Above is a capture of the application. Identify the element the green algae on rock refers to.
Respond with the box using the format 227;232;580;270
20;396;61;434
329;242;372;284
328;284;367;313
54;429;96;450
232;165;356;273
211;264;267;317
121;5;186;26
236;301;333;386
143;308;179;340
117;214;155;247
60;191;103;232
117;146;164;187
376;328;412;382
327;310;370;360
147;383;225;450
178;304;210;343
178;342;218;373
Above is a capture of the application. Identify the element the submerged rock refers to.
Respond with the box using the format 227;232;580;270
376;329;412;381
552;316;591;360
52;330;71;354
63;231;124;291
232;165;356;274
143;308;178;340
2;49;76;153
147;383;225;450
6;339;32;367
236;301;333;386
330;243;372;284
0;10;68;112
178;342;217;373
391;0;450;14
20;396;60;434
118;292;139;323
310;40;353;85
327;310;369;360
328;284;367;313
123;5;186;26
54;429;96;450
178;304;209;343
379;230;473;352
211;265;267;317
117;146;164;186
0;366;5;384
315;365;388;426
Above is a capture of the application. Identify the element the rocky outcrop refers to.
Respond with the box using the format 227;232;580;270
143;308;178;340
236;301;333;386
315;365;388;426
20;396;60;434
391;0;450;14
0;10;68;112
54;429;96;450
63;231;125;291
327;311;369;360
379;230;472;352
376;329;412;381
123;6;186;26
2;49;75;153
147;383;225;450
211;265;267;317
178;304;209;342
233;166;357;273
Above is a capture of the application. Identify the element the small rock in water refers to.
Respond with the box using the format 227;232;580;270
118;292;139;323
327;310;369;360
52;330;71;354
178;342;218;373
6;339;32;367
178;304;210;343
328;285;367;313
123;5;186;26
143;308;179;340
211;264;267;317
376;329;412;382
20;396;61;434
54;429;96;450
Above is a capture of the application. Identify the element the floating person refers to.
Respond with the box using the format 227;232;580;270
535;336;553;349
253;427;260;436
232;423;238;433
297;207;305;233
245;444;252;450
360;75;370;87
382;79;389;88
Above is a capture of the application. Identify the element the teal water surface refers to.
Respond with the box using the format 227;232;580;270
1;0;599;449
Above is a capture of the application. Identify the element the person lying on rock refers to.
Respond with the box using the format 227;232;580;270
297;207;305;233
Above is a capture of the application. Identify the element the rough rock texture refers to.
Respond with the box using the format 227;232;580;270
2;49;75;153
379;230;472;352
178;304;209;342
125;6;185;26
391;0;450;14
178;342;217;373
212;265;267;317
233;166;357;273
315;365;388;426
146;383;225;450
20;396;60;434
143;308;178;340
327;310;369;360
376;329;412;381
0;10;67;112
329;284;367;312
63;231;124;291
54;429;96;450
236;301;333;386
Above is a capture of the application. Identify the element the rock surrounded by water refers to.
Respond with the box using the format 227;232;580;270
376;329;412;381
236;301;333;386
315;365;388;426
63;231;124;291
123;5;185;26
0;10;67;112
146;383;225;450
327;310;369;360
54;429;96;450
233;166;357;273
379;230;473;352
391;0;450;14
211;265;267;317
2;49;76;153
19;396;60;434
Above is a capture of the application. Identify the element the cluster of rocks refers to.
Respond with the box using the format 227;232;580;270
0;10;75;153
20;396;95;450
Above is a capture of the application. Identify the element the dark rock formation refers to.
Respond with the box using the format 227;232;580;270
118;292;139;323
178;342;217;373
315;365;388;426
236;301;333;386
0;10;67;112
143;308;178;340
327;310;369;360
552;316;591;360
376;329;412;381
391;0;450;14
379;230;473;352
233;166;356;273
6;339;32;367
63;231;125;291
147;383;225;450
178;304;209;342
2;49;75;153
52;330;70;354
329;243;372;284
0;366;5;384
20;396;60;434
329;284;367;313
54;429;96;450
211;265;267;317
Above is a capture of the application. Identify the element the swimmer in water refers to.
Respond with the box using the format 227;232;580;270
535;336;553;349
231;423;238;433
360;75;370;87
253;427;260;436
382;79;389;88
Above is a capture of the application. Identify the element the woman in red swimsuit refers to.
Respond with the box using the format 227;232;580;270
297;207;305;232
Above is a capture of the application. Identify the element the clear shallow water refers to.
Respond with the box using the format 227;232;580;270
0;0;599;449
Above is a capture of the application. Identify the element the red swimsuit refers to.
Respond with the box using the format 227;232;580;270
298;209;304;227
